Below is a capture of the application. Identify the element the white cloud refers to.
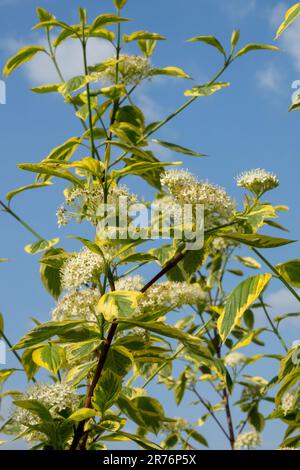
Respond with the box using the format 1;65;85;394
256;63;284;92
265;288;300;326
2;37;114;84
135;91;164;123
223;0;256;19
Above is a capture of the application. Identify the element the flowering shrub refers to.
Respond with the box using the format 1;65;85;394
0;0;300;451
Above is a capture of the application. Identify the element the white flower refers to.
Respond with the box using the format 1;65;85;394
94;54;152;86
12;383;79;442
281;390;297;415
115;275;144;292
161;169;234;227
52;289;99;322
56;205;68;227
60;248;105;290
139;280;206;313
235;430;262;450
114;276;206;315
224;352;246;368
236;169;279;194
64;182;138;226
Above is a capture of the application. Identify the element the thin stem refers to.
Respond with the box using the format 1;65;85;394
0;322;36;383
110;60;231;169
0;200;43;241
191;386;231;442
82;37;98;161
141;320;212;389
252;248;300;304
259;295;288;352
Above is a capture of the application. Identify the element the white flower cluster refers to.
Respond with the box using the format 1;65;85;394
52;288;99;322
115;275;206;314
160;169;234;227
12;383;79;442
281;390;297;415
115;275;144;292
60;182;138;226
94;54;152;86
234;430;262;450
224;352;246;368
60;248;106;290
236;169;279;195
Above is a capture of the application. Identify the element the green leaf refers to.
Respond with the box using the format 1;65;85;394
175;371;188;405
40;248;65;300
59;75;97;95
65;360;96;386
90;14;128;33
0;313;3;336
92;370;122;414
112;160;181;180
235;44;279;59
118;395;164;434
120;319;202;346
21;348;39;381
0;258;9;263
42;136;81;164
184;82;230;97
36;7;56;24
101;84;126;101
220;232;296;248
187;35;226;57
117;252;157;265
17;163;84;187
150;66;191;79
114;0;128;9
24;238;59;255
14;320;83;350
105;346;133;377
66;339;101;364
124;31;166;42
217;274;272;341
186;429;208;447
32;343;64;374
97;291;142;322
276;3;300;38
3;46;46;77
32;84;61;94
102;430;161;450
6;182;52;202
276;260;300;288
231;30;240;51
14;400;52;422
138;39;157;58
276;369;300;405
122;151;164;190
68;408;98;422
0;369;16;387
234;255;261;269
66;157;105;178
152;139;206;157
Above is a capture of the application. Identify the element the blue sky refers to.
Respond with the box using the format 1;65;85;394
1;0;300;450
